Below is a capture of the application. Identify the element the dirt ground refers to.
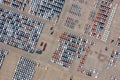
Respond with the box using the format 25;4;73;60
0;0;120;80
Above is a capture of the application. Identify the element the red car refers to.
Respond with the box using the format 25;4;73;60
43;43;47;51
40;42;43;46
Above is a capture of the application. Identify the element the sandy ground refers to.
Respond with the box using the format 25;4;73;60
0;0;120;80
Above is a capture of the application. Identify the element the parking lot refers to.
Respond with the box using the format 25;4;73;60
0;49;8;68
0;7;44;53
13;56;36;80
0;0;120;80
29;0;65;20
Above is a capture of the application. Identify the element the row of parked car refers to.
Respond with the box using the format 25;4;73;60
77;49;93;76
64;17;78;29
75;0;85;3
0;0;27;10
101;3;118;42
13;56;36;80
29;0;65;20
69;4;81;17
107;50;120;68
51;32;89;68
85;0;113;40
0;7;44;53
0;49;8;68
117;37;120;47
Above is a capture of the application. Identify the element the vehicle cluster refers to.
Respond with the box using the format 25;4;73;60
51;32;89;68
29;0;65;20
0;49;8;68
13;57;36;80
